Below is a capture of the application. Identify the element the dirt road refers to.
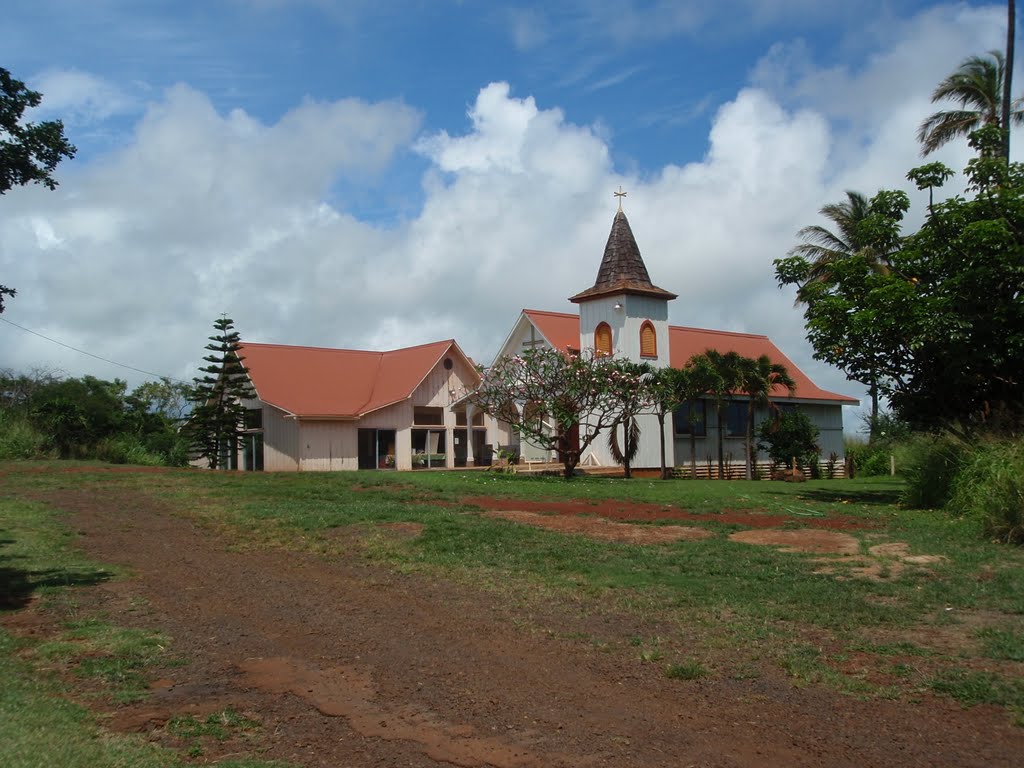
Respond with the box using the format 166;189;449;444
28;488;1024;767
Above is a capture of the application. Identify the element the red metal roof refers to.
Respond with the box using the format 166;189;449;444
522;309;582;353
523;310;857;404
238;339;473;418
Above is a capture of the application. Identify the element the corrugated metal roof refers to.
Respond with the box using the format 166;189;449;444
238;339;469;418
523;310;858;404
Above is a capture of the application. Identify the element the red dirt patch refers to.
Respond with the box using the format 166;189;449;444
729;529;861;555
485;510;712;544
462;496;871;530
728;530;948;582
376;521;426;538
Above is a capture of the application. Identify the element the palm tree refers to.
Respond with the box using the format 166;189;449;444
789;191;887;438
678;356;722;479
1003;1;1016;159
918;50;1024;157
695;349;743;479
790;191;890;291
736;355;796;480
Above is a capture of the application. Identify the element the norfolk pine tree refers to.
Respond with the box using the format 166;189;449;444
184;317;256;469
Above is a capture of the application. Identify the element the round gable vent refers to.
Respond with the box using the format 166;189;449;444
443;358;453;370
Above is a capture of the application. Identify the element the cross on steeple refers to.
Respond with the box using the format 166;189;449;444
614;185;626;211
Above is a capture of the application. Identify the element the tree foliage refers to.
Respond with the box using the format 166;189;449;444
1;66;77;313
182;317;256;470
777;126;1024;432
0;368;189;463
736;355;795;479
785;190;896;437
757;411;820;470
689;349;743;479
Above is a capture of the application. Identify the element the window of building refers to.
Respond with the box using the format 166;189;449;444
595;322;612;356
243;408;263;430
455;410;485;427
673;400;706;436
725;401;747;437
413;406;444;425
639;321;657;358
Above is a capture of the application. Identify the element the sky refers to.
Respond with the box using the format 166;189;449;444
0;0;1015;434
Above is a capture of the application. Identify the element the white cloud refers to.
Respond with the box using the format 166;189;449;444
0;2;1010;438
506;7;549;51
29;69;136;125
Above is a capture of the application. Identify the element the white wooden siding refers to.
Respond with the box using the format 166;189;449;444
299;421;357;471
579;294;670;367
672;402;849;468
261;404;300;471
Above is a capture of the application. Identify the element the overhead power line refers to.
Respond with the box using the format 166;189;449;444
0;315;190;384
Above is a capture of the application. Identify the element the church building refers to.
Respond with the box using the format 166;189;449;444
229;202;856;473
487;203;857;473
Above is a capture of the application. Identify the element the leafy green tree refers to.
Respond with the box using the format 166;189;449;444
785;190;896;437
757;411;820;472
183;317;256;470
471;347;632;479
736;355;795;480
1;67;77;313
130;378;192;422
29;376;128;458
778;126;1024;432
31;397;86;459
917;50;1023;157
777;189;910;439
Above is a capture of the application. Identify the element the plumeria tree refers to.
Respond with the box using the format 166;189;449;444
605;360;654;479
471;347;640;479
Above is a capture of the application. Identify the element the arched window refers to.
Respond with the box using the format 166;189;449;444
595;322;613;356
640;321;657;358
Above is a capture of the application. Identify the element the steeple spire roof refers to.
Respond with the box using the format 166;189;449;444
569;209;677;303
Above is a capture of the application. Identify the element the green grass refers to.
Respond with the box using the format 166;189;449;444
4;462;1024;722
665;659;708;680
930;668;1024;711
978;627;1024;661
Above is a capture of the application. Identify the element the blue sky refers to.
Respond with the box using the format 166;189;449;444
0;1;1014;431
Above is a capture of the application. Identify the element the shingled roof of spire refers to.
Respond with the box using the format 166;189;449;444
569;210;677;303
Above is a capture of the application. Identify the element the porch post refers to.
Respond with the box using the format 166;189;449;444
465;404;476;467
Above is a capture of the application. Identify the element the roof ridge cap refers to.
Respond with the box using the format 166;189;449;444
669;325;769;339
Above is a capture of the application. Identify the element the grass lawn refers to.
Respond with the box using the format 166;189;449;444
2;460;1024;765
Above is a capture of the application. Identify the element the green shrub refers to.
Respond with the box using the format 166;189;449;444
948;438;1024;545
757;411;819;469
96;436;165;467
0;410;48;459
901;432;972;509
846;441;892;476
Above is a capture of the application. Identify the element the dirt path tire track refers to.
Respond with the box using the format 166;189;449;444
34;488;1024;767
